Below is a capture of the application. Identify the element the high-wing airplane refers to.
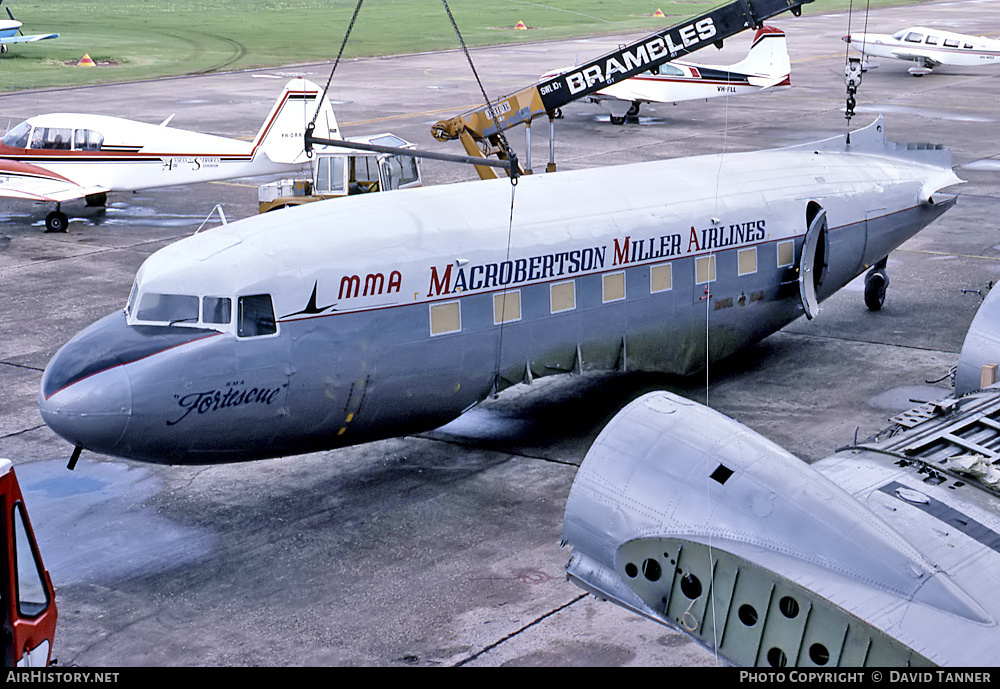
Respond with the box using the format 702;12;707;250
0;2;58;54
0;78;340;232
37;117;961;465
562;284;1000;666
545;25;790;124
844;26;1000;76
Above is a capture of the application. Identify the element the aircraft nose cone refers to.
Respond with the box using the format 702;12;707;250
39;345;133;455
842;34;851;42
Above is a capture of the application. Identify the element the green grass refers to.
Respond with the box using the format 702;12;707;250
2;0;929;91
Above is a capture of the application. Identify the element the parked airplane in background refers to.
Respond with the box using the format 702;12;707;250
562;284;1000;666
0;78;340;231
844;26;1000;75
545;25;791;124
38;117;961;465
0;2;58;53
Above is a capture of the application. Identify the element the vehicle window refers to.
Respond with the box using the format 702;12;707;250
29;127;73;150
74;129;104;151
203;296;232;325
2;121;31;149
381;155;418;190
905;32;924;43
315;156;345;193
238;294;277;337
925;36;938;45
354;157;378;184
136;293;199;323
13;503;49;618
944;39;960;48
964;43;975;50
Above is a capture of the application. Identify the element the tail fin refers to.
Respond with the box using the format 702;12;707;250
254;78;341;165
729;25;791;88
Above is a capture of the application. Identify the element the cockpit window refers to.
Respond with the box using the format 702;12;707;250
30;127;73;150
905;32;924;43
136;293;199;324
238;295;277;337
2;122;31;149
203;296;232;325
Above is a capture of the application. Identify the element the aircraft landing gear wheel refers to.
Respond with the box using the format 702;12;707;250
864;268;888;311
45;210;69;233
610;114;626;125
625;102;641;121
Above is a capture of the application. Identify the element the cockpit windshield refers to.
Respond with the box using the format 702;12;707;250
2;122;31;149
128;289;274;337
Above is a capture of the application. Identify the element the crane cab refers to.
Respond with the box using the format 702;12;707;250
258;133;420;213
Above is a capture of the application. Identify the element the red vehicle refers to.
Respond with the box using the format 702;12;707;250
0;459;56;667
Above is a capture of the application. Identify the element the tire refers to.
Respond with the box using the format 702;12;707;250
864;270;887;311
45;211;69;233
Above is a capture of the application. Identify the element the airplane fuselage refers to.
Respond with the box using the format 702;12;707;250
39;121;960;463
0;114;300;193
846;27;1000;69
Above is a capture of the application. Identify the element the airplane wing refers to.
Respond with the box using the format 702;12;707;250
0;159;106;202
889;48;943;67
1;32;59;44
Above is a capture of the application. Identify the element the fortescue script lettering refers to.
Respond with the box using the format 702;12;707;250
168;383;284;425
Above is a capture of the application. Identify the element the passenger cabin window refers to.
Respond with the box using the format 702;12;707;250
925;35;938;45
944;39;960;48
30;127;73;150
2;121;31;149
136;293;199;324
74;129;104;151
238;294;277;337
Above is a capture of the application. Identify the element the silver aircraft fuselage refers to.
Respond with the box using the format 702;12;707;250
38;118;961;463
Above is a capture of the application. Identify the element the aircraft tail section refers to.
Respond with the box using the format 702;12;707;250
730;25;790;88
254;78;341;165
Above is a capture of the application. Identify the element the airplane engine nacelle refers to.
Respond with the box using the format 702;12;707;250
956;282;1000;396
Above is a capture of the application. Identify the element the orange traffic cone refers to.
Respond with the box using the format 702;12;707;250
514;20;528;30
653;9;665;17
77;54;96;67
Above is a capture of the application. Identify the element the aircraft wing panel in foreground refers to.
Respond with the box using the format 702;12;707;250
563;384;1000;667
0;159;105;203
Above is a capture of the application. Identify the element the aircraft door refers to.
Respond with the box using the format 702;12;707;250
798;206;829;320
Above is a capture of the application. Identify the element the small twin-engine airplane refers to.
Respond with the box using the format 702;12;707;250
562;283;1000;666
38;117;961;465
0;2;58;54
546;25;790;124
844;26;1000;76
0;78;340;232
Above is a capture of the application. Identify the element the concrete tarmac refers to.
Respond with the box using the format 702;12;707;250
1;0;998;667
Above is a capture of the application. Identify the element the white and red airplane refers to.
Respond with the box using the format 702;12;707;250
546;25;790;124
844;26;1000;76
0;2;58;54
0;78;340;231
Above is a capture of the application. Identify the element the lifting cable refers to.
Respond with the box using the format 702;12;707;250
843;0;872;134
441;0;519;185
309;0;365;137
437;0;521;393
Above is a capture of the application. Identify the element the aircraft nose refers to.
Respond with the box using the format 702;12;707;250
39;356;132;455
842;34;851;42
